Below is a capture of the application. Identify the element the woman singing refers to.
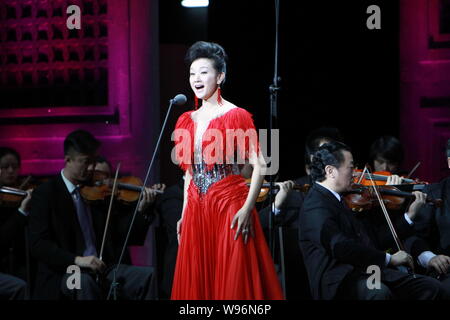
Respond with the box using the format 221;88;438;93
171;41;283;300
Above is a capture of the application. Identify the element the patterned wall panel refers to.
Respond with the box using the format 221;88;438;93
0;0;160;179
0;0;108;114
400;0;450;182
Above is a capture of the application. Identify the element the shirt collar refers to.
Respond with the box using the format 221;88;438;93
316;181;341;202
61;169;78;194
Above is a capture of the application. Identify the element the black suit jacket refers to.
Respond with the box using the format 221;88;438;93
28;174;151;299
258;175;312;299
299;182;416;300
0;207;28;274
414;177;450;256
259;175;311;229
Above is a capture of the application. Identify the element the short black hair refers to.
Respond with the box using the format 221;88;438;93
64;130;100;156
310;141;351;182
0;147;21;165
95;155;112;171
304;127;343;167
369;136;403;165
185;41;228;85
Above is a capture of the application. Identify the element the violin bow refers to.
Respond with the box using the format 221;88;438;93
99;162;121;261
365;166;416;275
355;166;369;185
365;166;403;251
405;161;421;180
19;175;32;189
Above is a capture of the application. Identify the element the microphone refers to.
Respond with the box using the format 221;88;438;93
170;94;187;106
106;93;183;300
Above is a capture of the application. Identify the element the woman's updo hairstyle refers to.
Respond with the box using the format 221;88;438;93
185;41;228;85
310;141;351;182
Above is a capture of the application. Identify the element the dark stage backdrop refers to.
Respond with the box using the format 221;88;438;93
1;0;447;188
0;0;448;293
159;0;403;186
160;0;450;185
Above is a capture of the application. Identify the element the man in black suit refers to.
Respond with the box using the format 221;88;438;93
29;130;157;300
0;167;29;300
258;127;342;299
412;139;450;284
0;198;29;300
0;148;33;300
299;140;445;299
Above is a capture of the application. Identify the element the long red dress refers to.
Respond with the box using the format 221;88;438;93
171;106;284;300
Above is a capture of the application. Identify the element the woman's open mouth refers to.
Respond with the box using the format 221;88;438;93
194;84;205;92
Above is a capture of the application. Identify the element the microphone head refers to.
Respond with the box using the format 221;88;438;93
171;94;187;106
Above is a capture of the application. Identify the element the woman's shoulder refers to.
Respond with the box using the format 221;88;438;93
175;110;195;129
222;105;255;129
178;110;195;120
222;102;249;114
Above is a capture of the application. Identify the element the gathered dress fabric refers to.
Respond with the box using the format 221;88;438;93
171;107;284;300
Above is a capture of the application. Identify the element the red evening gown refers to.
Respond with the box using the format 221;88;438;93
171;106;284;300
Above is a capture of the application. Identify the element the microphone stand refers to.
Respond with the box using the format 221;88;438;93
107;95;183;300
268;0;286;297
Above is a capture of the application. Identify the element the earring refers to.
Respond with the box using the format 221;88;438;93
217;86;223;106
194;95;199;110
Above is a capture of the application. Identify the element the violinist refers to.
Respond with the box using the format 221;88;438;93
28;130;157;300
87;155;164;252
0;147;32;298
299;141;446;299
0;147;33;217
369;135;405;185
261;127;343;229
0;166;28;300
258;127;342;299
412;138;450;284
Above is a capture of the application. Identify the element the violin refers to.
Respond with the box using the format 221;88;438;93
0;174;44;208
245;178;269;202
352;167;422;276
17;175;45;190
353;169;427;186
246;179;311;202
0;186;28;208
80;175;164;204
343;183;442;212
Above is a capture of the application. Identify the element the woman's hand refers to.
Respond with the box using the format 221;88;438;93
230;207;254;244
